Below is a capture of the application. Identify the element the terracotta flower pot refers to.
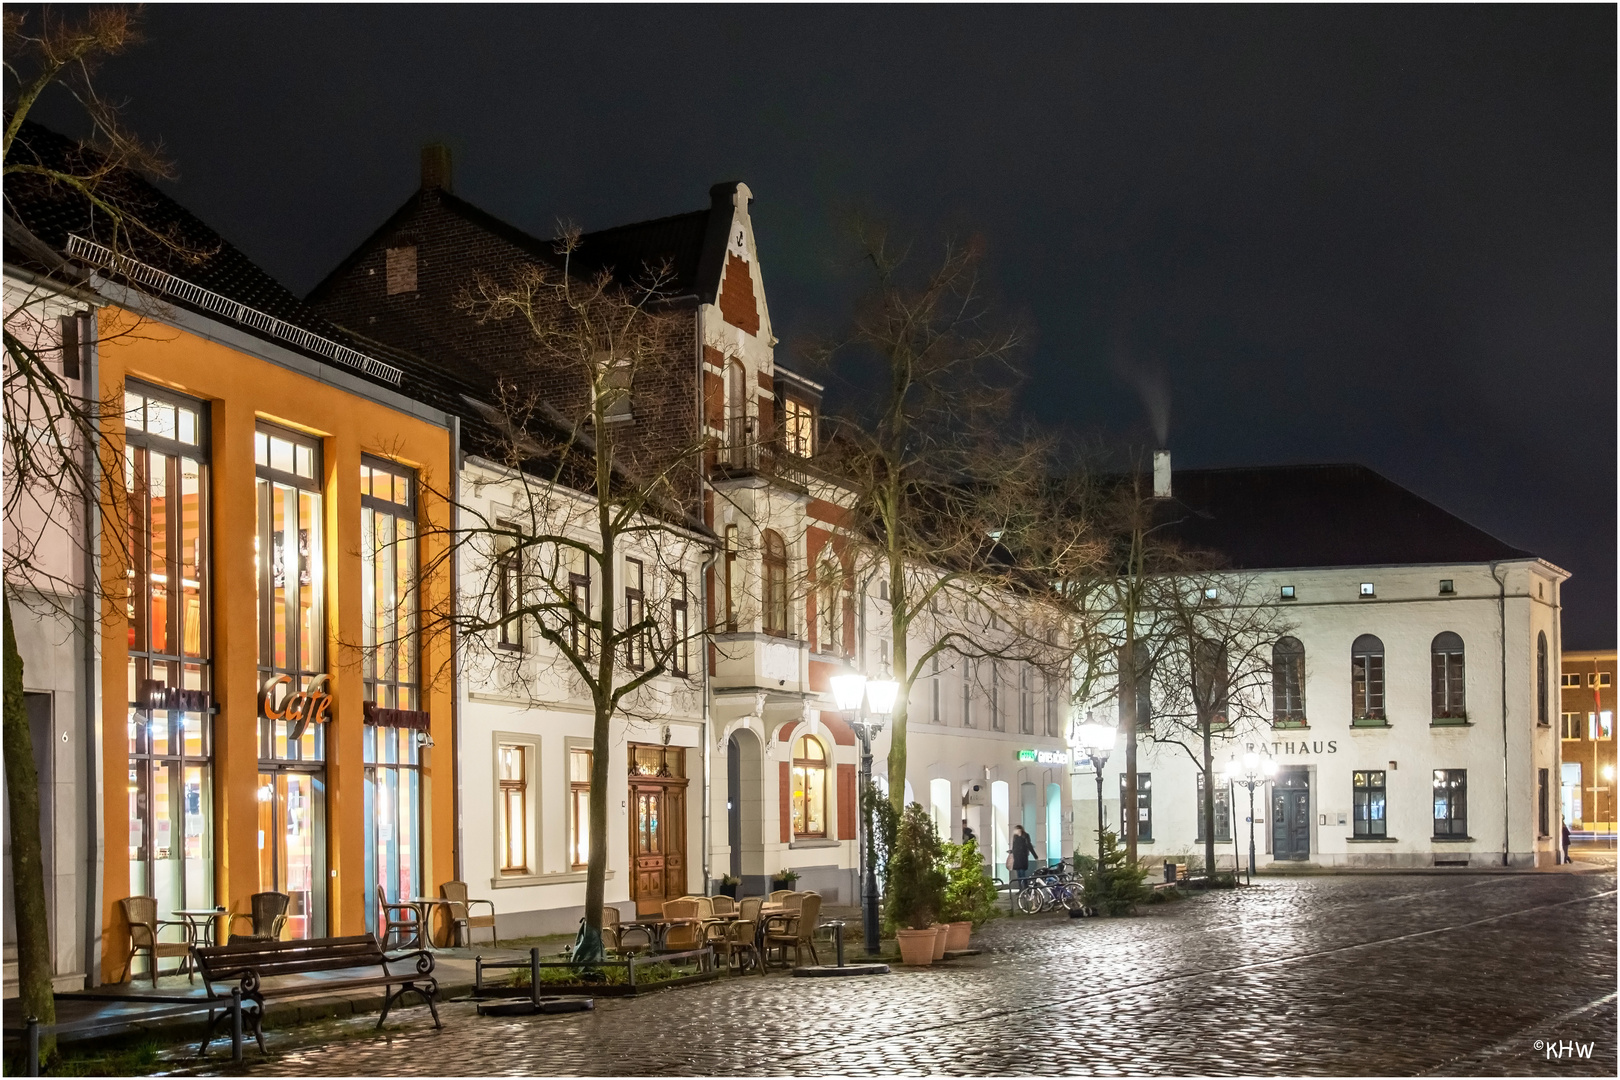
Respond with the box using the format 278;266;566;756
929;923;948;960
895;928;937;966
945;920;972;951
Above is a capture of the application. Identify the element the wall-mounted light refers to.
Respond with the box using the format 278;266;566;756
416;731;435;750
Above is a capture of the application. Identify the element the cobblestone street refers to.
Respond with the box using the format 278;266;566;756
215;874;1616;1077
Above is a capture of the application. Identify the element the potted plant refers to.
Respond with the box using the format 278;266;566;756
717;874;740;899
769;868;799;892
884;804;947;966
939;837;996;951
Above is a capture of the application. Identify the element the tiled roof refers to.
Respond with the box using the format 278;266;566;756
1160;464;1534;569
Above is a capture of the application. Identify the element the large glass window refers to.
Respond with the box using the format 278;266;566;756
1353;770;1387;838
782;397;814;457
1431;632;1466;720
360;457;421;934
791;736;827;838
255;424;327;938
1351;634;1386;722
124;385;212;924
1272;636;1306;726
1433;769;1467;838
763;530;789;636
1195;772;1231;843
499;744;530;874
569;748;591;869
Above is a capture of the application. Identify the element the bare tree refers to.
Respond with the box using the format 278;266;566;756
3;6;182;1040
412;234;713;960
813;225;1066;811
1145;570;1293;878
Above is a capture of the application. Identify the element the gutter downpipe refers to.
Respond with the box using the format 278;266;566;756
82;306;104;986
450;414;464;882
1550;572;1562;864
699;548;720;893
1491;561;1509;868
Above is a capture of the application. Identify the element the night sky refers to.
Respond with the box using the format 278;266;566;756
25;4;1616;646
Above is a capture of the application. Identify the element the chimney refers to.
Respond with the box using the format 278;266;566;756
420;144;452;192
1153;449;1172;499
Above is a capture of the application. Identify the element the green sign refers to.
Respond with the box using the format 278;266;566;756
1016;749;1037;762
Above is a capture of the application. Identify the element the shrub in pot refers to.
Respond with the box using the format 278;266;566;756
884;804;947;965
718;874;740;899
770;869;800;892
940;837;998;947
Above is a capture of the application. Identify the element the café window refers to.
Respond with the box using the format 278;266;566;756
1351;634;1386;722
124;384;214;920
1121;772;1153;842
255;424;328;937
1353;770;1387;838
792;735;828;838
569;747;591;870
360;457;422;931
1433;769;1468;838
1195;772;1231;843
782;397;815;457
499;744;530;875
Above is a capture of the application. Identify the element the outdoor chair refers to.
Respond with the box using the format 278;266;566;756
782;891;805;912
768;889;794;905
604;907;653;956
118;896;193;986
440;880;498;948
708;895;737;918
227;891;289;943
661;897;704;951
763;892;822;968
716;916;762;974
737;896;763;927
376;885;423;950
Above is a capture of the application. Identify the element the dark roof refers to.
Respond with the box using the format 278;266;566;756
3;118;476;417
1160;464;1534;569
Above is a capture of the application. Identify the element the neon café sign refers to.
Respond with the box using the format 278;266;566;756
1017;748;1068;765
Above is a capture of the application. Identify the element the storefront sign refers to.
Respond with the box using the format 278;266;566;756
1017;748;1069;765
259;674;333;740
136;680;212;712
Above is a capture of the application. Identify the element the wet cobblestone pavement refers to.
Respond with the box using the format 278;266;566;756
210;874;1616;1076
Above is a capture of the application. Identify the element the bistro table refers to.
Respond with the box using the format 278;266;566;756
620;915;702;951
172;907;227;948
405;897;459;950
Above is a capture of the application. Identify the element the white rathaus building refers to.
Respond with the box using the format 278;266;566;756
1076;463;1566;871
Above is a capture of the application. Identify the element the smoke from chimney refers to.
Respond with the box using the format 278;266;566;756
421;144;452;192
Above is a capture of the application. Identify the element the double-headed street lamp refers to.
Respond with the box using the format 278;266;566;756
830;665;898;956
1076;714;1118;867
1225;752;1276;884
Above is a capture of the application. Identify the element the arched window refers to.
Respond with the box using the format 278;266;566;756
1351;634;1385;722
1431;632;1465;720
1193;638;1229;727
763;531;789;635
791;735;826;838
1272;636;1306;727
1537;632;1549;726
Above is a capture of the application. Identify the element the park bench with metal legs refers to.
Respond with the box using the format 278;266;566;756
192;934;439;1055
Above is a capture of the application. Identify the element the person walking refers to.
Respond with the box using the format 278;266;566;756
1009;825;1040;887
1561;818;1572;863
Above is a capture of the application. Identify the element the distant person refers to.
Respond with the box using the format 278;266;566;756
1562;819;1571;863
962;823;976;844
1009;825;1039;887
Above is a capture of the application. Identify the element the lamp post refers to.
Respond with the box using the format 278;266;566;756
832;667;897;955
1076;716;1118;868
1225;752;1276;885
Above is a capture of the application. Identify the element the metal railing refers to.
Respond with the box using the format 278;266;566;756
3;990;248;1074
65;234;403;386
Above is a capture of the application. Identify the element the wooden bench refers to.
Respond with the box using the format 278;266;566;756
193;934;439;1054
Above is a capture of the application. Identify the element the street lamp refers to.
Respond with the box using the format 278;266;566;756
1225;752;1276;885
833;666;897;956
1076;715;1117;867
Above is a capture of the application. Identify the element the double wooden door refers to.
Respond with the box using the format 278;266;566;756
631;779;687;915
1271;769;1311;861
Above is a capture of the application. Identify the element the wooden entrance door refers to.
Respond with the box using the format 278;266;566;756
1271;769;1310;861
631;780;687;915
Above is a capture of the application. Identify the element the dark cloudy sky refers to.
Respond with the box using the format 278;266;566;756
28;4;1616;645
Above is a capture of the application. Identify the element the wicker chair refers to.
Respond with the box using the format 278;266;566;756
118;896;192;986
709;894;737;918
440;880;498;948
716;916;762;974
227;891;289;944
763;892;822;968
768;889;794;905
604;907;653;956
737;896;763;926
661;897;703;951
376;885;423;950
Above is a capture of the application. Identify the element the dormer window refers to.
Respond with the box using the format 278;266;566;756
783;397;815;457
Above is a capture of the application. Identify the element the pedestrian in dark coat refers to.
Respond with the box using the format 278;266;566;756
1009;825;1040;886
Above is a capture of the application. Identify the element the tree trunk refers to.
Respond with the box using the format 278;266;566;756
1201;716;1216;882
1121;630;1138;864
3;589;56;1055
885;567;909;813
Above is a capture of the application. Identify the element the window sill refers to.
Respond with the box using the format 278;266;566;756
1350;718;1390;729
489;869;616;889
1271;721;1309;731
1430;719;1472;728
789;838;841;849
1346;836;1398;843
1431;836;1475;844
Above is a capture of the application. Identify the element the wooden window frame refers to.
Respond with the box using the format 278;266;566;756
762;530;790;637
1353;770;1387;838
569;746;592;870
497;742;531;875
624;557;645;671
1432;769;1467;838
791;735;828;839
1430;632;1466;720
